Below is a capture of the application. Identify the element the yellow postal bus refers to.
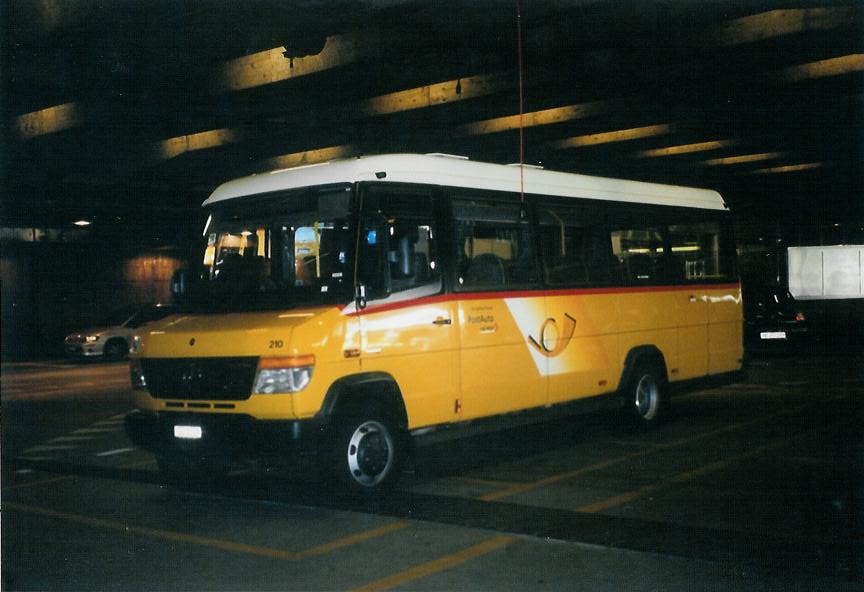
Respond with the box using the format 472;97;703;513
125;154;742;491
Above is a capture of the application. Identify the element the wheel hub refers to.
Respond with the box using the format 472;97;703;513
635;374;658;418
346;420;394;486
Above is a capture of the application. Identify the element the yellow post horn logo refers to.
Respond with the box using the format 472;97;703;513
528;313;576;357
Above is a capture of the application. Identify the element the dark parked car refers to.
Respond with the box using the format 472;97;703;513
743;286;809;353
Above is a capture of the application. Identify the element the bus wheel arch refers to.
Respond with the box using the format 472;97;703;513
320;373;410;491
620;346;670;424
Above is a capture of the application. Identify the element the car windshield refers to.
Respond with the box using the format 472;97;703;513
745;286;799;313
191;185;356;312
101;306;137;326
124;305;177;329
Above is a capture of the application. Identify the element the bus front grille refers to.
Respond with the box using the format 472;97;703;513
141;357;259;401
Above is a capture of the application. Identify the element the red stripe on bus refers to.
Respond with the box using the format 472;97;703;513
347;283;740;317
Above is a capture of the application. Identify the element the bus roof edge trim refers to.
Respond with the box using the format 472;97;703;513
204;154;727;211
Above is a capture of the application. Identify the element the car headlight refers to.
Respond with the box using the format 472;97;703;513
85;335;100;343
253;355;315;394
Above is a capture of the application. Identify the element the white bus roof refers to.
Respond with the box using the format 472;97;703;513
204;153;727;211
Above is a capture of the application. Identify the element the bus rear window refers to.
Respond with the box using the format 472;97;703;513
668;221;735;283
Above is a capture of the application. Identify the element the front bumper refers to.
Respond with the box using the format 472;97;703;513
65;343;104;357
124;409;327;460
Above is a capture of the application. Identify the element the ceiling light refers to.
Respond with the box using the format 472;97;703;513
710;8;857;46
213;32;367;93
751;162;823;174
73;220;91;227
357;72;509;118
550;124;673;150
701;152;783;166
160;72;508;160
455;101;607;137
158;128;242;160
777;54;864;83
637;140;733;158
16;102;81;140
261;145;356;171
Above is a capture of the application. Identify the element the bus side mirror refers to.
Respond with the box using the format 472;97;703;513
355;283;368;310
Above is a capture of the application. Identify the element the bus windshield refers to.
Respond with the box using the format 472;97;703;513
192;185;356;311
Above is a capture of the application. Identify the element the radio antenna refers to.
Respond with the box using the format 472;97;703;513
517;0;525;208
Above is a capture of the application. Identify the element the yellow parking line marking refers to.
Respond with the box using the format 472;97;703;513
479;397;843;502
4;501;299;559
3;501;408;561
479;416;758;501
350;535;515;592
479;451;641;501
3;457;154;492
456;476;521;487
292;522;410;560
577;425;831;514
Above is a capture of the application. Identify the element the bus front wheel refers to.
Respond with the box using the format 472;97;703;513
332;407;403;492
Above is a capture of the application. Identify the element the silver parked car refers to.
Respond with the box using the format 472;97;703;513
64;304;178;360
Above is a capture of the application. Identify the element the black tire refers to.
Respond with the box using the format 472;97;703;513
157;456;228;491
103;339;128;360
623;360;669;425
332;406;404;492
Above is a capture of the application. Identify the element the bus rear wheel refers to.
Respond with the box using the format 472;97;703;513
332;407;403;492
625;361;669;424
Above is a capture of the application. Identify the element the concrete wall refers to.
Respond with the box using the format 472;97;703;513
1;242;183;359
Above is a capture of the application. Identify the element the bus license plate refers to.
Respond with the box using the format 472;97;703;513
760;331;787;340
174;425;203;440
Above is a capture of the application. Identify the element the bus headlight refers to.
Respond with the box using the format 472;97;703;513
253;355;315;394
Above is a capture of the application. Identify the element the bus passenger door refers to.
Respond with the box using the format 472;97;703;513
354;186;457;429
669;223;724;379
452;197;546;419
610;222;682;381
544;294;618;403
684;221;741;374
672;287;708;379
456;296;546;419
538;203;618;403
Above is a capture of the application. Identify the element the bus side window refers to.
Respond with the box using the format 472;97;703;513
668;221;730;282
538;205;607;287
453;199;536;290
610;226;667;285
